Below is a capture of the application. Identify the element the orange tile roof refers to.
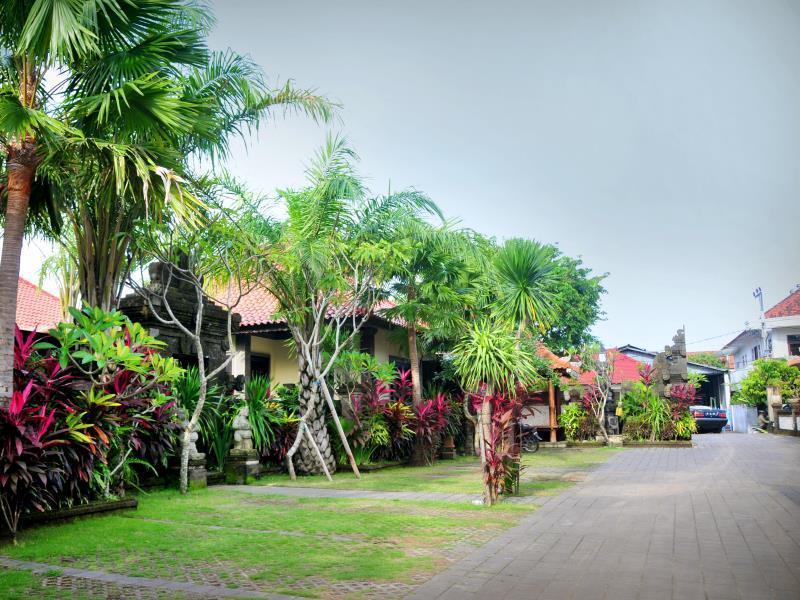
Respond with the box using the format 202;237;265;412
16;277;62;332
223;284;400;329
765;288;800;318
536;344;573;371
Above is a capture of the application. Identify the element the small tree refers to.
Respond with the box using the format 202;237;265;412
129;208;259;493
242;137;429;476
579;346;616;442
452;319;539;505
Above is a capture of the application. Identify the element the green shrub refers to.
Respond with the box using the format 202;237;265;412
673;412;697;440
641;395;671;441
736;358;799;407
559;402;588;441
622;416;650;441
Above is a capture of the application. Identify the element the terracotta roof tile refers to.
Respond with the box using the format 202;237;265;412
765;289;800;319
16;277;62;332
226;285;399;329
578;350;643;385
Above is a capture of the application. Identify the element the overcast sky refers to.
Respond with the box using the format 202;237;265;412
20;0;800;351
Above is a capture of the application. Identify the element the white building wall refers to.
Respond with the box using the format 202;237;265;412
765;316;800;359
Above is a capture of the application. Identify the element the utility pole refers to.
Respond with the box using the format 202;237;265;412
753;287;767;358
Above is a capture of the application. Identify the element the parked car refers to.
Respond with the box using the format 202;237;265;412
690;405;727;433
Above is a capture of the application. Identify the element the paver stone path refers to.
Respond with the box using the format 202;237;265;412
409;434;800;600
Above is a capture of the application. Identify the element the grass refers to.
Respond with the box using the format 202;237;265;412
0;447;621;598
0;487;532;598
257;447;621;494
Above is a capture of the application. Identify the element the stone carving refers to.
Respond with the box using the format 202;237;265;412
225;405;261;484
119;260;240;373
653;328;689;399
178;409;207;490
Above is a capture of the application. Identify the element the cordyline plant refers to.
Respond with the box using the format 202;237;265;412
2;312;181;540
453;319;539;505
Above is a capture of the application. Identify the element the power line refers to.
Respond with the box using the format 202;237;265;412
686;329;745;347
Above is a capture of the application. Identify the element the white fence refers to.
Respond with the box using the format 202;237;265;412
729;405;758;433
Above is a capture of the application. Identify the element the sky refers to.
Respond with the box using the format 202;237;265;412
19;0;800;351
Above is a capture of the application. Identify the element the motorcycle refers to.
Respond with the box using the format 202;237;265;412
519;423;542;453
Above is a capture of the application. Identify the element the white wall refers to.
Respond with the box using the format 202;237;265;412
766;316;800;359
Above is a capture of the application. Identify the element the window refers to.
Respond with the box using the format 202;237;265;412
789;335;800;357
250;354;271;378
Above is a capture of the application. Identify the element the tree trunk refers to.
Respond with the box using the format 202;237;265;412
179;428;191;494
294;350;336;474
0;151;37;405
408;321;430;465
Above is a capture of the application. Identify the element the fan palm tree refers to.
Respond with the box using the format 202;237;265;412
0;0;169;404
0;1;335;404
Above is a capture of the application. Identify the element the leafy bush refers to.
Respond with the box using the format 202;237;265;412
173;368;236;471
674;412;697;440
736;358;799;407
2;308;182;539
558;402;589;441
622;416;650;441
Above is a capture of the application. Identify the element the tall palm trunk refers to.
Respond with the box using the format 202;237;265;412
295;347;336;474
0;147;38;405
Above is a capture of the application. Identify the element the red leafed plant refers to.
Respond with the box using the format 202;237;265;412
2;308;182;539
413;393;450;464
479;393;524;504
668;384;696;417
0;382;62;540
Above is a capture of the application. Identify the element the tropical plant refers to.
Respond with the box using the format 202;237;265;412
491;238;558;336
241;374;286;454
674;412;697;440
0;0;203;404
239;136;435;478
453;320;540;505
413;393;450;464
736;358;798;407
173;367;234;471
558;402;588;441
3;309;181;538
641;395;671;442
622;416;650;441
688;373;708;390
0;382;61;540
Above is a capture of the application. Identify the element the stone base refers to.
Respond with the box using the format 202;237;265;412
188;456;207;490
607;434;624;447
225;448;261;484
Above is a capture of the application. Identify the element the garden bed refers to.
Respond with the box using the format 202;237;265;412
566;440;606;448
0;498;139;535
622;440;693;448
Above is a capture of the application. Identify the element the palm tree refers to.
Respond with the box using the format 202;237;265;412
245;137;438;474
491;238;558;337
0;0;156;404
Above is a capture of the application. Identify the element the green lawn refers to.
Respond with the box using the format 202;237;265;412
0;487;532;598
257;447;621;494
0;448;621;598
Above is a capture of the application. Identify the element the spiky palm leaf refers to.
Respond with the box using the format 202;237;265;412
492;238;558;334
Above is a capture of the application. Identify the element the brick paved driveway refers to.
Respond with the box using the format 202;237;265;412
409;433;800;600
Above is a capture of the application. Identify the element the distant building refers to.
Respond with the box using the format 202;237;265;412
722;285;800;389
